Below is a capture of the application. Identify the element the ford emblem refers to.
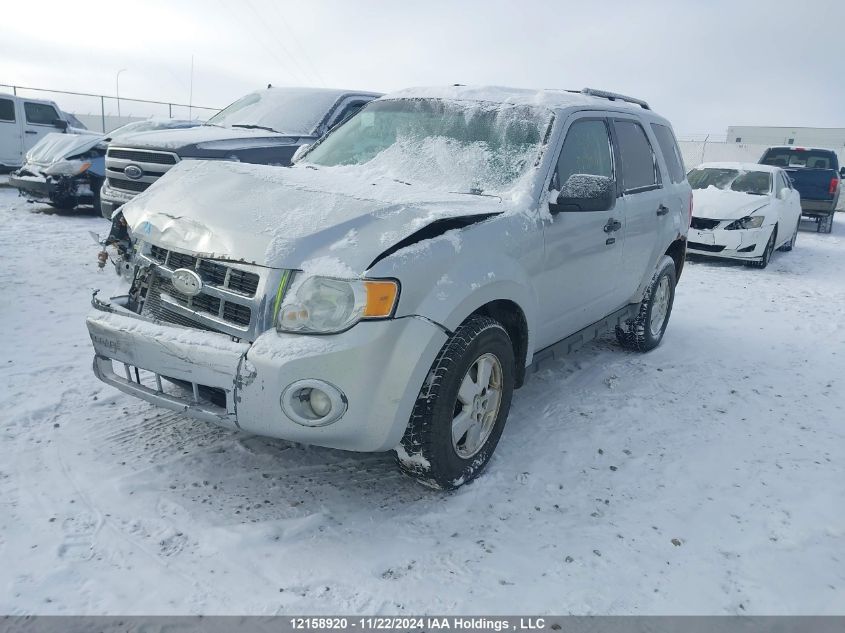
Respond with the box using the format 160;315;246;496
171;268;203;297
124;164;143;180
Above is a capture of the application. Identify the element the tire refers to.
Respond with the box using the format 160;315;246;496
748;226;777;269
395;315;515;490
91;178;103;218
819;214;834;234
616;255;677;352
778;219;799;252
47;200;76;211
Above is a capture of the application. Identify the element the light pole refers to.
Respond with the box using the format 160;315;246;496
116;68;127;118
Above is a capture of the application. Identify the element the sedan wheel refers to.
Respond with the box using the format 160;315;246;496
452;353;503;458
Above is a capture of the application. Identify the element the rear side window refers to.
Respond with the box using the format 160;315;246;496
24;102;59;125
761;148;838;170
554;119;614;188
651;123;685;183
614;119;659;191
0;99;14;122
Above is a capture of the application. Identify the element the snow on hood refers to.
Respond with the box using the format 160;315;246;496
113;124;299;151
25;132;103;165
692;186;771;221
121;160;506;273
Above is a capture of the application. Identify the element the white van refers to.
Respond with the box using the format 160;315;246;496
0;93;76;170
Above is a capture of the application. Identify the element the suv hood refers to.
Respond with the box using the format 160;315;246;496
25;132;104;165
121;160;504;274
114;125;302;155
692;186;770;220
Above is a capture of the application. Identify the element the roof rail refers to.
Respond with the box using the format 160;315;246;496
579;87;650;110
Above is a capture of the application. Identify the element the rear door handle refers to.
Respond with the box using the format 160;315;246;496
656;204;669;216
25;130;37;135
603;218;622;233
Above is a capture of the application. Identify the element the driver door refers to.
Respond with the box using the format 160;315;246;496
535;114;626;349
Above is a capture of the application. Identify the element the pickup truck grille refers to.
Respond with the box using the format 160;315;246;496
108;149;178;164
138;244;267;340
105;146;180;196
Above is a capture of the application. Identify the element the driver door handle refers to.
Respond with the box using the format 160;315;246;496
603;218;622;233
656;204;669;216
25;130;37;135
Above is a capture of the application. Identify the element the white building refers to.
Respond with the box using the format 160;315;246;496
726;126;845;148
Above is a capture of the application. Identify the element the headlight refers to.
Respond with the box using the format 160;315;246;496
276;276;399;334
44;160;91;176
724;215;764;230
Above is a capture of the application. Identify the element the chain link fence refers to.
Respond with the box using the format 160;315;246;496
0;83;221;132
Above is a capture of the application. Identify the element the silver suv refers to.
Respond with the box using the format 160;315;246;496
87;86;691;489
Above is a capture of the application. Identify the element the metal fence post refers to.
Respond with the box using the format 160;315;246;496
100;96;106;132
12;86;17;95
169;103;172;118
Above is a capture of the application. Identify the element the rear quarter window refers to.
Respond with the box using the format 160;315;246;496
651;123;686;183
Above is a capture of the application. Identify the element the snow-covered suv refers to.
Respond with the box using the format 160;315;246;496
86;86;691;489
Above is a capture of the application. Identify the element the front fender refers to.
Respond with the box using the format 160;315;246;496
369;213;543;362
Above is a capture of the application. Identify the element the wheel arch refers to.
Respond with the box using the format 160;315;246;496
468;299;530;388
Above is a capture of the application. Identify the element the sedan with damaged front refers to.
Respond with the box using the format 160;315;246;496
87;85;690;489
687;162;801;268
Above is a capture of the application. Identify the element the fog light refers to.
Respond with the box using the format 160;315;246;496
281;379;347;427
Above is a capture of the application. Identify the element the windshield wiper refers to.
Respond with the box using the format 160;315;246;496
230;124;279;133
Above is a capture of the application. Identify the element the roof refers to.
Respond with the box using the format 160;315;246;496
381;85;650;113
698;161;782;173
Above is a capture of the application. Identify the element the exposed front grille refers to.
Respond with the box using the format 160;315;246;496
108;178;150;193
108;148;177;164
688;242;726;253
142;274;252;333
146;246;260;298
690;217;720;230
137;244;267;339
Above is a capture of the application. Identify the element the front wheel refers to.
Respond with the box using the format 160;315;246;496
748;226;777;269
395;315;515;490
616;255;677;352
778;219;799;252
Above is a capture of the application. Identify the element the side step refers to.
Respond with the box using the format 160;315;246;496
530;304;639;371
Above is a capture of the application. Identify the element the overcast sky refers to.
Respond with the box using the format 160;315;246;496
2;0;843;137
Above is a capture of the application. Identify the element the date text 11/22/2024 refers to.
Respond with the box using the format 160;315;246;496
290;617;551;631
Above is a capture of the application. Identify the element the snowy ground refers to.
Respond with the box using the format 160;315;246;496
1;187;843;615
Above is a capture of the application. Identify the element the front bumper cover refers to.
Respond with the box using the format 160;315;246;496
87;301;448;452
687;225;773;260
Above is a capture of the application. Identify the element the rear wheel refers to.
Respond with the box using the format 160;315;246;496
819;214;834;234
616;255;677;352
395;315;515;490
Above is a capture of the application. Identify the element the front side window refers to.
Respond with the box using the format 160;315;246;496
614;119;659;192
0;99;14;122
651;123;685;183
687;168;772;195
304;98;553;195
554;119;613;190
24;102;59;125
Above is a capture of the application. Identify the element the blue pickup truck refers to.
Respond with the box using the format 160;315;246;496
760;147;844;233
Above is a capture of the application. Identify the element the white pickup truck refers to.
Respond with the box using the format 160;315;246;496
0;93;80;171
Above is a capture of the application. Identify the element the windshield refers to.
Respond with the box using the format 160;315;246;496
761;148;836;170
303;98;552;195
206;89;344;135
687;168;772;195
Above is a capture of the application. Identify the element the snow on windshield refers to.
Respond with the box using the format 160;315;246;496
303;98;553;196
206;89;345;135
688;168;771;195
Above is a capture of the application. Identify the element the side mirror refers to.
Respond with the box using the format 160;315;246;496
778;187;790;200
291;143;311;164
53;119;69;131
550;174;615;213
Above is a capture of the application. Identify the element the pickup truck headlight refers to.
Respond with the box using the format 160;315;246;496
724;215;764;230
44;160;91;176
276;276;399;334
